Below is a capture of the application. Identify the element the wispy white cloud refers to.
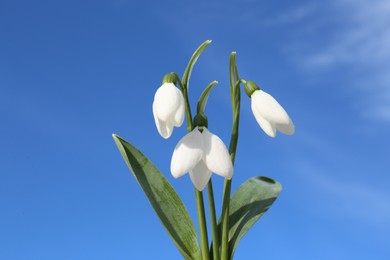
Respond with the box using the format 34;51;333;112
255;3;316;27
150;0;390;122
293;0;390;122
304;0;390;67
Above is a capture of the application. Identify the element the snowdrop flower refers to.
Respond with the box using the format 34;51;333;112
245;80;295;138
171;126;233;191
153;82;185;139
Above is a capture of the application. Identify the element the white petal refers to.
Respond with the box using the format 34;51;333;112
275;119;295;135
251;90;292;125
251;103;277;137
154;83;183;122
170;129;204;178
153;101;174;139
172;94;185;127
202;128;233;179
189;160;212;191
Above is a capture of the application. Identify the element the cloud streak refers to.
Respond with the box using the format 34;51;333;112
293;0;390;122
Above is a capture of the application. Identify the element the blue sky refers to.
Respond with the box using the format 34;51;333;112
1;0;389;259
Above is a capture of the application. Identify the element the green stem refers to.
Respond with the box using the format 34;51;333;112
183;88;193;132
179;71;209;260
220;179;232;260
221;53;241;260
195;189;210;260
220;115;239;259
207;180;219;260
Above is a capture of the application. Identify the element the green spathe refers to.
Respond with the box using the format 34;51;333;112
197;80;218;115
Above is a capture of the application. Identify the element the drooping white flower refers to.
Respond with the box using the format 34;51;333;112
251;89;295;138
170;127;233;191
152;82;185;139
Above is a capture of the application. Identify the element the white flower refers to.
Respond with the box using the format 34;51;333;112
170;127;233;191
251;89;295;138
152;82;185;139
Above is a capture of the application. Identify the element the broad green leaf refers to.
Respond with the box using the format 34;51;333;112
113;134;201;260
224;176;282;259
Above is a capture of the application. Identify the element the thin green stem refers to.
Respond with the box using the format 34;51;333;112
207;180;219;260
220;179;231;260
221;53;241;260
183;88;193;132
220;112;239;259
179;73;209;260
195;189;210;260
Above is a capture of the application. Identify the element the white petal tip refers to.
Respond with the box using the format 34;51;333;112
194;184;207;191
190;176;208;191
276;120;295;136
266;132;277;138
170;171;182;179
170;163;187;179
160;133;171;139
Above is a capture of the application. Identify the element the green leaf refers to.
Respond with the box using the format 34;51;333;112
182;40;212;90
112;134;201;260
224;176;282;259
197;80;218;114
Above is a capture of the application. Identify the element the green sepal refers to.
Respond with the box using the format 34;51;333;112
162;72;177;84
219;176;282;259
197;80;218;114
112;134;201;260
182;40;212;90
244;80;260;97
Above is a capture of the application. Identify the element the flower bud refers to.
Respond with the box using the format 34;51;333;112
152;81;185;139
250;89;294;137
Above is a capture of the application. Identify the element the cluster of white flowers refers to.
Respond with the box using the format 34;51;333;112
152;80;294;190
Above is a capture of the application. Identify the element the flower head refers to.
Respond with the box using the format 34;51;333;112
245;81;294;138
170;127;233;191
153;82;185;139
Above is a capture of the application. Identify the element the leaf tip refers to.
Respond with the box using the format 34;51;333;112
112;134;124;145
